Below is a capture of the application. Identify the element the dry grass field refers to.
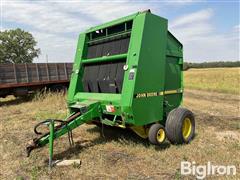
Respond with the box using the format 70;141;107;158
0;68;240;179
184;67;240;94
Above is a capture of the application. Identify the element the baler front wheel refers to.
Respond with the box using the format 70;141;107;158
148;124;166;145
165;108;195;144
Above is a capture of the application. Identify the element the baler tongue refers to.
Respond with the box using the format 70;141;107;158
26;100;101;166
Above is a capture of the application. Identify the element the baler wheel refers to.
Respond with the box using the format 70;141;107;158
148;124;166;145
165;108;195;144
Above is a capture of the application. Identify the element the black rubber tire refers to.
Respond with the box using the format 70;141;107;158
50;85;67;93
148;123;166;145
165;107;195;144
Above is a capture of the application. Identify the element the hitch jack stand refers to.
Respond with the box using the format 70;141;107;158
26;101;100;165
49;120;54;169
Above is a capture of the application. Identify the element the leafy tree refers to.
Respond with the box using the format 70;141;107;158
0;28;40;63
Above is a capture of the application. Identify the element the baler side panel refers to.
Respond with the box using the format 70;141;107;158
67;34;87;104
131;13;168;125
163;32;183;117
163;57;182;115
120;13;146;115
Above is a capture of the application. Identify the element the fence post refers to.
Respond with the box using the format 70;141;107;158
13;63;17;83
36;64;40;81
25;63;29;83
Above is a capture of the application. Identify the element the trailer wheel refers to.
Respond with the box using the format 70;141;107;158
148;124;166;145
165;108;195;144
50;84;67;93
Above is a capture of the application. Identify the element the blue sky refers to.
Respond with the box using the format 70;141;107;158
1;0;239;62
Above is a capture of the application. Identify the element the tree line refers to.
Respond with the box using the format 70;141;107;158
183;61;240;70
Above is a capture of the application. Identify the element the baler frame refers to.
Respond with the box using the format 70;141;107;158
26;10;195;168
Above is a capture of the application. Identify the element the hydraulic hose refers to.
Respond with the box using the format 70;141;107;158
34;119;66;135
26;112;81;157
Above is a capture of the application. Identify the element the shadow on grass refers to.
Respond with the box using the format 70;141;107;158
0;95;34;107
50;125;171;161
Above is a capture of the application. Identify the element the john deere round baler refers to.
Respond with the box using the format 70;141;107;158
26;10;195;166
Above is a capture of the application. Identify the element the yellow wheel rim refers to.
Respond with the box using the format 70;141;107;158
157;128;165;143
182;118;192;140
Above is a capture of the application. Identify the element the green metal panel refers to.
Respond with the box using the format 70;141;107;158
163;32;183;119
85;12;138;33
120;13;146;115
67;10;182;126
129;13;168;125
67;33;87;104
163;57;182;117
82;53;127;64
74;92;121;104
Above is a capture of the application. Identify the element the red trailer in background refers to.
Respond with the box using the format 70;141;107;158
0;63;73;97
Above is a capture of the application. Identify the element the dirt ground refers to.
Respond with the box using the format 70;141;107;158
0;89;239;179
